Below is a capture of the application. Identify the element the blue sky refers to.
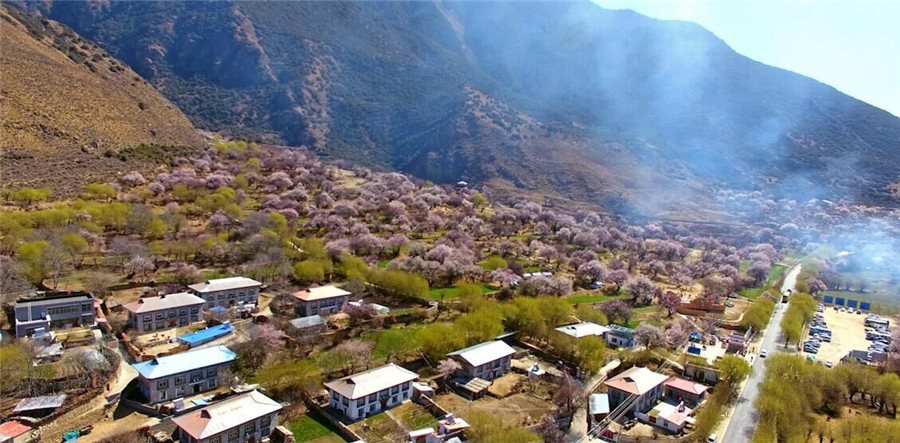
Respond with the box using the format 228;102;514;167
593;0;900;117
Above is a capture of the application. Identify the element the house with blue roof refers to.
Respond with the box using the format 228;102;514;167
132;345;236;404
177;323;235;348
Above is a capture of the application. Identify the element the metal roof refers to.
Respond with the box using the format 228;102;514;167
13;395;67;412
188;277;261;293
177;323;235;345
0;420;31;438
324;363;418;400
556;322;610;339
293;285;351;302
589;393;610;415
172;390;282;439
14;292;93;308
447;340;515;367
132;345;236;380
123;292;205;313
604;366;668;396
289;315;325;329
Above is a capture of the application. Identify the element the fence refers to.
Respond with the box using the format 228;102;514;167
416;395;450;417
301;393;363;443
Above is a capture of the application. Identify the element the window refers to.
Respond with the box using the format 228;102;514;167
261;416;271;427
368;394;376;403
342;396;349;406
390;386;399;395
143;315;152;322
191;372;203;382
245;422;256;434
175;376;185;385
179;309;187;316
218;294;225;300
143;324;152;332
82;303;92;311
156;322;165;329
357;408;364;417
191;307;199;313
228;429;239;441
208;436;221;443
208;378;217;389
48;305;80;316
156;313;164;320
157;380;168;390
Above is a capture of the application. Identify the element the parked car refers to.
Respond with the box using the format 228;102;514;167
725;301;734;307
707;434;718;443
826;361;833;368
760;350;768;358
805;347;819;354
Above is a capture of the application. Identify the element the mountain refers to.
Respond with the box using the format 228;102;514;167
15;1;900;214
0;5;201;192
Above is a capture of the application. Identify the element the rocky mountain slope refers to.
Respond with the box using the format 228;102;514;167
0;6;201;191
12;1;900;213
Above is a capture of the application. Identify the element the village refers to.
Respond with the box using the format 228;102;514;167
1;142;899;443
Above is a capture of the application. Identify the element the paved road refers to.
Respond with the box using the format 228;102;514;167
720;264;802;442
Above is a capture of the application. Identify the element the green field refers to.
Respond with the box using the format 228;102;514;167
426;284;499;300
564;292;628;305
287;415;346;442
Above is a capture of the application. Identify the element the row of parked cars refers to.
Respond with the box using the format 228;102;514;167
865;314;892;354
804;305;833;357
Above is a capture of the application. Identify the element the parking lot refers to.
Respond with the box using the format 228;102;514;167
804;307;874;364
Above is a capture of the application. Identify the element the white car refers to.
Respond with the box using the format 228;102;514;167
826;361;833;368
760;350;768;358
707;434;718;443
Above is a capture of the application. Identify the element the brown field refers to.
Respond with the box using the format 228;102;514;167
434;392;555;428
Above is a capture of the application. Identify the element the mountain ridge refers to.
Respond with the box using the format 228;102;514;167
12;0;900;213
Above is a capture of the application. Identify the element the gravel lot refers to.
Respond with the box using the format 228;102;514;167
806;307;872;364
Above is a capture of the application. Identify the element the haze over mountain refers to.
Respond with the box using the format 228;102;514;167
13;0;900;215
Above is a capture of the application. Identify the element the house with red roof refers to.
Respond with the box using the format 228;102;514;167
0;420;32;443
663;376;709;407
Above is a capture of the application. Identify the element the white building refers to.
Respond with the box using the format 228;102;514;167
188;277;262;308
447;340;516;381
172;390;282;443
555;322;610;339
325;363;418;421
293;285;351;317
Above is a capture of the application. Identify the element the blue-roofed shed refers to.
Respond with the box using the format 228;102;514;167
177;322;235;348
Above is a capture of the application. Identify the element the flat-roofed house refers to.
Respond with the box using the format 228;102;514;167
124;292;205;332
132;345;236;404
172;390;282;443
325;363;418;421
293;285;351;317
556;322;610;339
663;376;708;407
188;277;262;308
606;324;636;348
603;366;668;414
14;292;95;337
447;340;516;381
